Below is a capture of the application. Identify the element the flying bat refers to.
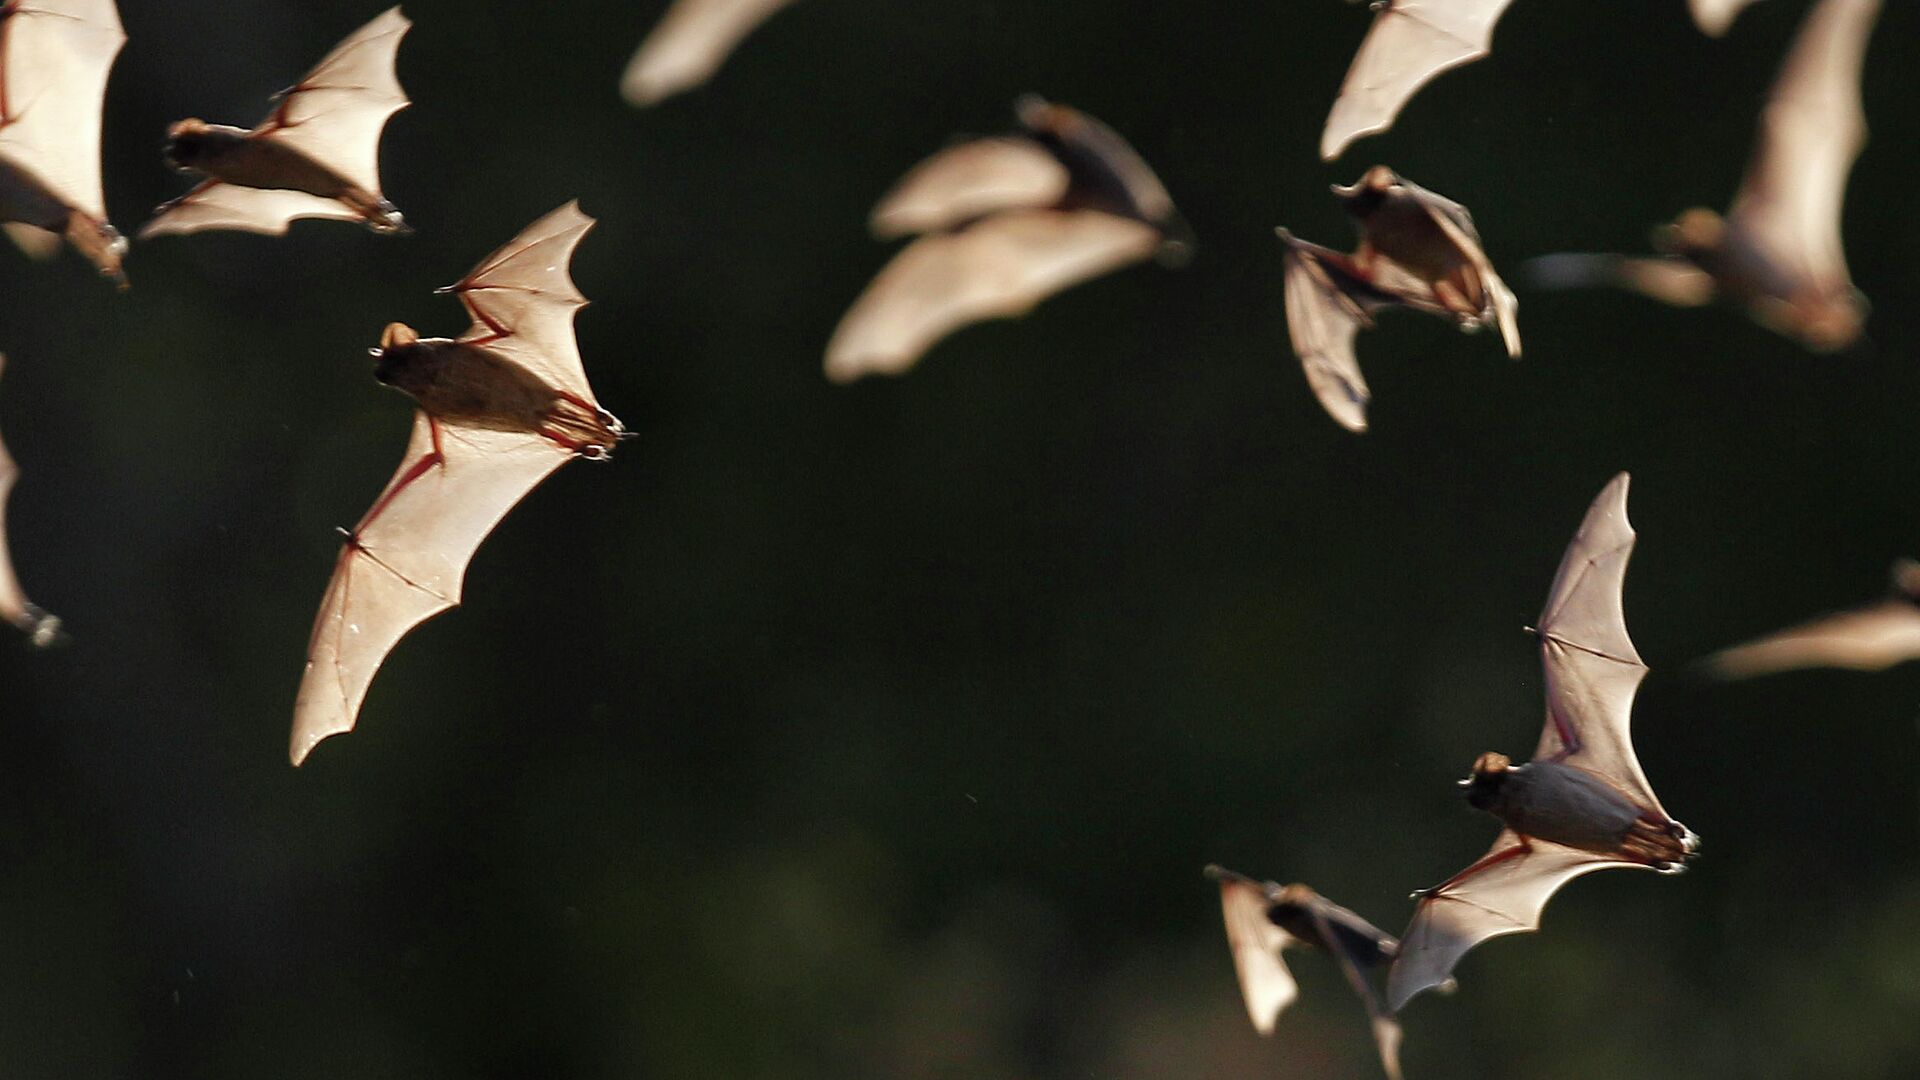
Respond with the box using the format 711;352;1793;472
1526;0;1879;351
1206;866;1406;1080
0;0;127;282
0;355;61;647
1386;473;1698;1012
621;0;796;107
825;95;1191;383
141;7;411;239
1691;0;1764;36
1279;165;1519;433
1702;560;1920;678
1320;0;1516;161
291;202;628;765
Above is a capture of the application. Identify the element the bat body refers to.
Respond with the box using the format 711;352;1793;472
1526;0;1878;351
0;0;127;282
1206;866;1404;1080
0;355;60;646
1703;560;1920;678
825;96;1189;383
1321;0;1515;161
141;7;410;239
1279;167;1519;433
1386;474;1697;1012
621;0;796;107
291;202;627;765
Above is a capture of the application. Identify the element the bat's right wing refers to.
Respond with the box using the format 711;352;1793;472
1703;597;1920;678
138;186;367;239
823;208;1160;383
1303;902;1403;1080
446;202;600;405
0;0;124;222
867;136;1069;240
1321;0;1516;161
292;413;572;765
1206;867;1300;1035
1690;0;1763;36
1523;253;1719;309
621;0;796;107
1726;0;1880;292
1386;831;1643;1011
1279;231;1385;433
0;354;59;646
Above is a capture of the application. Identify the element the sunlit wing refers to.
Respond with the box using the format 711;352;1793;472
1690;0;1763;36
1321;0;1515;161
1726;0;1880;291
1280;233;1381;433
448;202;599;403
1704;598;1920;678
255;6;411;197
1386;831;1642;1011
1209;869;1300;1035
868;136;1069;240
824;208;1160;383
0;354;59;646
620;0;797;107
291;413;571;764
138;185;361;239
0;0;125;220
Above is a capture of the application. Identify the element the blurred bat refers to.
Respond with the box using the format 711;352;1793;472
291;203;629;765
1387;473;1698;1011
1207;866;1406;1080
1691;0;1763;36
1526;0;1879;351
826;96;1190;382
0;355;61;647
0;0;127;282
1321;0;1515;161
621;0;796;107
1702;560;1920;678
1278;166;1519;433
141;7;411;239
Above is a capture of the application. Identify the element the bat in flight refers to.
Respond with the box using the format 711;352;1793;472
291;202;629;765
1207;866;1407;1080
1278;165;1519;432
0;355;61;647
621;0;796;107
141;7;411;239
1702;559;1920;678
1527;0;1879;352
825;95;1191;383
1691;0;1764;36
0;0;127;283
1386;473;1698;1012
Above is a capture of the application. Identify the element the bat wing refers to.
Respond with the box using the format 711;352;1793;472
1306;905;1404;1080
823;208;1160;383
1321;0;1515;161
1208;869;1301;1035
255;7;411;197
292;412;571;764
1690;0;1763;36
446;202;600;405
1279;233;1385;433
138;185;363;239
0;0;125;221
867;136;1069;240
1532;472;1665;813
620;0;796;107
1386;830;1644;1011
1523;253;1719;309
0;355;59;646
1726;0;1880;293
1703;598;1920;678
1403;182;1521;357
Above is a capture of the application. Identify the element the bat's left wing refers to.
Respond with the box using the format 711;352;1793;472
1321;0;1516;161
824;208;1161;382
1400;181;1521;358
867;136;1068;240
1703;596;1920;678
1301;901;1403;1080
621;0;796;107
1386;830;1643;1011
1279;230;1405;434
0;355;60;646
446;202;600;406
1691;0;1763;36
1206;867;1300;1036
293;414;570;764
1726;0;1880;292
0;0;124;223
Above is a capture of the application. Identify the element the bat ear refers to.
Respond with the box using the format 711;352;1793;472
378;323;419;352
1014;94;1054;130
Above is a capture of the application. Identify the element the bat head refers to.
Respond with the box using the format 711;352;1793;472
163;119;213;169
61;214;127;288
1331;166;1400;219
1891;559;1920;601
1459;751;1513;811
371;323;426;391
1653;208;1726;260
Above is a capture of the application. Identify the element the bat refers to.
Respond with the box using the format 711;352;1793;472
826;96;1190;383
1702;560;1920;678
1320;0;1515;162
0;0;127;282
1386;473;1698;1012
0;355;61;647
621;0;796;107
291;202;629;765
140;7;411;240
1278;166;1519;433
1525;0;1879;351
1206;866;1405;1080
1691;0;1763;36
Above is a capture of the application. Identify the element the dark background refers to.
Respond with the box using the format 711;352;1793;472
2;1;1918;1076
